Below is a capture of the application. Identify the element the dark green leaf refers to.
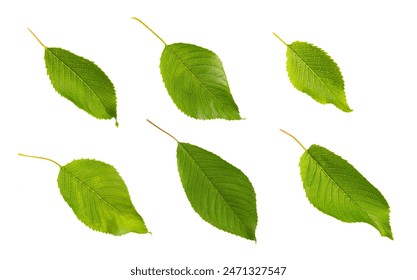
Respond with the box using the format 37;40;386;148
176;142;257;240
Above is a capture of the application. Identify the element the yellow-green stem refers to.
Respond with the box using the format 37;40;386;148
273;32;288;46
18;153;61;167
28;28;46;48
132;17;167;45
279;129;307;151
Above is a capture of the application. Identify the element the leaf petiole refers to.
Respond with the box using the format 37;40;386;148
132;17;167;46
18;153;61;167
272;32;288;46
28;28;46;48
147;119;178;142
279;129;307;151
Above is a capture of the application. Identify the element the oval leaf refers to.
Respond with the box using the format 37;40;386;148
44;47;118;124
160;43;241;120
299;144;392;239
176;142;257;240
286;41;352;112
58;159;148;235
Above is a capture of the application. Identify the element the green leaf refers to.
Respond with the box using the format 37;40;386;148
176;142;257;240
132;18;241;120
44;48;118;125
299;144;392;239
274;34;351;112
29;29;118;125
160;43;241;120
58;159;148;235
19;154;148;236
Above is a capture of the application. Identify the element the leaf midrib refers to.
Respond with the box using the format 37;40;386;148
288;44;339;99
61;165;123;216
165;45;232;111
179;144;252;234
47;48;112;117
306;150;376;224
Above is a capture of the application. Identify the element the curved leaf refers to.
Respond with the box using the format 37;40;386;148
299;144;392;239
58;159;148;235
160;43;241;120
285;41;352;112
44;47;118;124
176;142;257;240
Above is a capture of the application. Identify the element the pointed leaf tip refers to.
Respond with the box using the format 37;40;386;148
284;41;352;112
299;144;392;239
176;142;257;240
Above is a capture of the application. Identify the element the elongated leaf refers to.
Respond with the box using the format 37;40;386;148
57;159;148;235
44;47;118;125
160;43;241;120
285;41;352;112
176;142;257;240
299;144;392;239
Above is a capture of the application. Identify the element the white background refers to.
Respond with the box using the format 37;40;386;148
1;0;416;279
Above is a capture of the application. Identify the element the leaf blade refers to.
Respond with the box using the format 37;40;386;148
286;41;352;112
299;144;392;239
176;142;257;240
58;159;148;235
160;43;241;120
44;47;118;123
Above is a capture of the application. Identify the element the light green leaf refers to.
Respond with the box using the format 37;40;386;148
176;143;257;240
29;29;118;125
19;154;148;236
300;145;392;239
133;18;241;120
274;33;351;112
45;48;118;123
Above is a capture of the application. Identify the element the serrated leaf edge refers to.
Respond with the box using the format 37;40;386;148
177;143;256;240
287;41;352;112
301;147;392;239
45;48;118;121
59;158;148;235
160;43;241;120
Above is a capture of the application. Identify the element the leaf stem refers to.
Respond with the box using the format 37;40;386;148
147;119;178;142
132;17;167;46
279;129;307;151
28;28;46;48
272;32;288;46
18;153;61;167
